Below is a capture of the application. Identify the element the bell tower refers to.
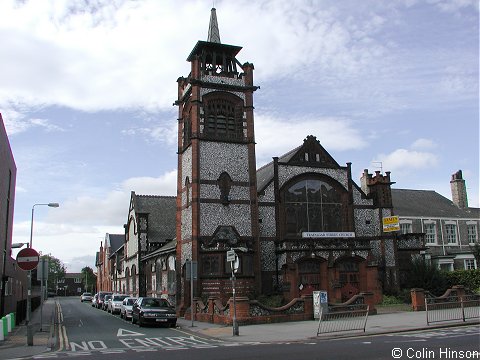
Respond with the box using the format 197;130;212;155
175;8;260;310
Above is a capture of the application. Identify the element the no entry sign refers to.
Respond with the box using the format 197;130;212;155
16;248;40;271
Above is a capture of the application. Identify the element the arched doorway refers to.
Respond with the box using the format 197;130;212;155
336;258;360;302
298;259;322;296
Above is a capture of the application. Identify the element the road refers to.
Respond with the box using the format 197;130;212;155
32;298;480;360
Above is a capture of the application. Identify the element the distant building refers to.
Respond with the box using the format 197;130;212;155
57;273;85;296
96;192;176;298
392;170;479;271
0;113;27;318
95;233;124;292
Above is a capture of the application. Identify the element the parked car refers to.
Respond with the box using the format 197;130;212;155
131;297;177;327
96;291;112;309
120;297;137;320
80;292;93;302
108;294;129;314
91;293;98;307
102;294;113;311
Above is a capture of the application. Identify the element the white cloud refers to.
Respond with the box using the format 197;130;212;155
255;113;367;165
411;138;437;150
46;170;177;227
375;148;438;173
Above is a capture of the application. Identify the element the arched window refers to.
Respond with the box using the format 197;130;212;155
125;267;130;293
131;265;137;294
282;177;346;236
203;93;243;141
185;177;190;208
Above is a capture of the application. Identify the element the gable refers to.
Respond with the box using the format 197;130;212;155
282;135;340;168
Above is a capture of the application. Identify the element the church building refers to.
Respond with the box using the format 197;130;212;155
173;9;423;312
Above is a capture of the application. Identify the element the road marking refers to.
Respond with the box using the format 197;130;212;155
171;327;221;342
117;328;145;337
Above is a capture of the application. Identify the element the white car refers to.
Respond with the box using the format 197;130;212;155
108;294;129;314
120;297;137;320
80;292;93;302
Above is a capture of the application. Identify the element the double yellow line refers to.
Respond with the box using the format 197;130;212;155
56;301;70;351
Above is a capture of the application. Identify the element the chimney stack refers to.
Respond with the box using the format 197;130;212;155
450;170;468;209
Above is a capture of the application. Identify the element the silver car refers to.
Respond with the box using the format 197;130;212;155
108;294;129;314
120;297;137;320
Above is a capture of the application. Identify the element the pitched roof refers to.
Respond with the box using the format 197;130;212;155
391;189;479;219
133;194;176;243
108;234;125;252
256;135;341;192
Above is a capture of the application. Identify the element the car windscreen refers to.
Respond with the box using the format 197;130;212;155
142;299;170;308
126;298;136;305
114;295;128;301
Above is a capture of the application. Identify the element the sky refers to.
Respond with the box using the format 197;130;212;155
1;0;478;273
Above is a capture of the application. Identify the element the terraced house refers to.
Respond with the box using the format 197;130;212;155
392;170;479;271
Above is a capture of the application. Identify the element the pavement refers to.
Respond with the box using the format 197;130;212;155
0;299;478;359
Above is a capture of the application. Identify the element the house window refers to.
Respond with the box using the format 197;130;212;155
467;224;478;244
464;259;477;270
282;178;346;236
400;223;412;235
445;224;457;244
424;223;436;244
74;278;81;283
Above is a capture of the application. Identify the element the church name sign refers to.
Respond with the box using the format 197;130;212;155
302;232;356;238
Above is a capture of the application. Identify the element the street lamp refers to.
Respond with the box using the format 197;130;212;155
26;202;59;346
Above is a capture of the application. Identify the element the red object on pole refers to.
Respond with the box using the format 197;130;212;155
16;248;40;271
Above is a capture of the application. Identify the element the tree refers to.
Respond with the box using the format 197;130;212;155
41;254;66;294
81;266;96;293
404;256;449;296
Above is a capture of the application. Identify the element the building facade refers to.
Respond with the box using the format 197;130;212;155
0;113;27;317
392;170;479;271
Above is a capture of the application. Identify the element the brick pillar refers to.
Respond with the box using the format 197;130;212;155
410;288;425;311
301;294;314;319
360;292;377;315
229;296;250;322
452;285;465;299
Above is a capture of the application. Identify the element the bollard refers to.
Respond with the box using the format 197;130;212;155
2;317;7;338
11;312;15;329
0;317;4;341
6;313;12;333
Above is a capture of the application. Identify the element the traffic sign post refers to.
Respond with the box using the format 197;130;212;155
16;248;39;271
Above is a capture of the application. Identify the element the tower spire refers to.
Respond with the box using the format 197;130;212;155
207;7;221;43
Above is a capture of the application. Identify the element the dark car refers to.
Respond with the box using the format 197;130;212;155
96;291;113;309
102;294;113;311
131;297;177;327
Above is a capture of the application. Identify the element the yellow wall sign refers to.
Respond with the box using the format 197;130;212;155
382;216;400;232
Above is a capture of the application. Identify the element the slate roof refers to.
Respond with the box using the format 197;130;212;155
142;238;177;261
391;189;479;219
256;146;300;192
133;194;176;244
107;234;125;253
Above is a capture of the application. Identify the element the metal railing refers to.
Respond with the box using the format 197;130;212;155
425;295;480;325
317;305;369;335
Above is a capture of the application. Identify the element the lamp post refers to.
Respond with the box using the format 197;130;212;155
228;247;247;336
26;202;59;346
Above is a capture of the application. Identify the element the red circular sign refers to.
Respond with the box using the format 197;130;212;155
16;248;40;271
